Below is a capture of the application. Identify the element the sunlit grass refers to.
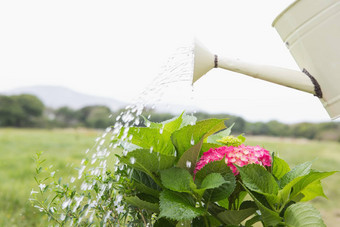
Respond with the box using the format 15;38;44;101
0;128;100;227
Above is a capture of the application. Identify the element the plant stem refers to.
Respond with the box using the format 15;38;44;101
204;215;209;227
138;208;147;226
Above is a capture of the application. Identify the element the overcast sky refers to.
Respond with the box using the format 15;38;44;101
0;0;334;123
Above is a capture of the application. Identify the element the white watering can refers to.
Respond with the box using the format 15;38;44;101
193;0;340;119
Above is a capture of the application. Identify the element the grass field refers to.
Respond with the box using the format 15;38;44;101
0;128;339;226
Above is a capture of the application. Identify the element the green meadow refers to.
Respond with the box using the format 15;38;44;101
0;129;339;226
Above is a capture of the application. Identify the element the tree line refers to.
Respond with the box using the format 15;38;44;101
1;94;340;141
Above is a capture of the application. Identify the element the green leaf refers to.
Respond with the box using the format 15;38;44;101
195;159;236;201
195;158;232;184
142;112;184;130
132;169;161;193
120;149;176;175
159;190;206;221
284;203;326;227
176;220;191;227
298;180;327;202
160;168;194;193
180;114;197;128
125;196;159;213
237;164;279;195
245;215;261;227
290;170;336;200
203;170;236;202
143;112;184;133
200;173;227;190
242;185;282;226
206;123;233;144
217;208;257;226
176;137;204;174
272;156;290;180
279;161;312;188
154;218;176;227
163;115;184;133
153;218;176;227
117;127;175;155
171;118;227;159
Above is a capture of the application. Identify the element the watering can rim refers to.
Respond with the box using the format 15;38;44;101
272;0;301;27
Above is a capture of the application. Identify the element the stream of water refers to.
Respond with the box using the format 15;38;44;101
56;43;196;225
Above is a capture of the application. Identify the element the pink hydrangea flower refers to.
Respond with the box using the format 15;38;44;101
194;145;272;175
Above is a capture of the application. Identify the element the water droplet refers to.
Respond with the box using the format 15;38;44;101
190;135;195;145
130;157;136;164
150;146;153;153
186;161;192;168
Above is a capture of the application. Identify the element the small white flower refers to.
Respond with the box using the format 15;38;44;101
38;183;46;191
114;200;120;207
30;189;38;195
116;194;123;203
116;205;125;214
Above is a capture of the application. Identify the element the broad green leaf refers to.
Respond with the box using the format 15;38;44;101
141;115;163;128
242;185;282;226
176;220;191;227
279;161;312;188
120;149;176;175
142;112;184;131
296;180;326;202
245;215;261;227
132;181;160;197
180;114;197;128
272;156;290;180
195;158;232;184
125;196;159;213
290;170;336;200
200;173;227;190
131;169;161;193
284;203;326;227
171;118;227;158
176;137;204;174
217;197;229;210
117;127;175;155
159;190;206;221
217;208;257;226
192;216;222;227
160;168;194;193
162;113;184;133
206;123;233;144
278;175;305;207
154;218;176;227
237;164;279;195
203;170;236;202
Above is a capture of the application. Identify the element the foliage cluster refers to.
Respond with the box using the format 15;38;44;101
2;94;340;141
30;113;336;226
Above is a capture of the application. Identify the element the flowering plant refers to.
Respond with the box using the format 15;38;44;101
31;113;336;226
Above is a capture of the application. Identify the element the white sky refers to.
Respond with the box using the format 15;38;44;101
0;0;333;123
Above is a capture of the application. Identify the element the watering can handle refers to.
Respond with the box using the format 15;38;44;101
217;56;319;96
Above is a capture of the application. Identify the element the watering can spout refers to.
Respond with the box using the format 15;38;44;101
192;40;320;97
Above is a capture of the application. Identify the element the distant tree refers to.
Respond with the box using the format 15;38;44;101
78;106;113;128
266;120;291;137
0;95;22;126
55;106;79;127
0;94;44;127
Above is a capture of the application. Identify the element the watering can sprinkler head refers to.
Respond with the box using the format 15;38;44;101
192;0;340;120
